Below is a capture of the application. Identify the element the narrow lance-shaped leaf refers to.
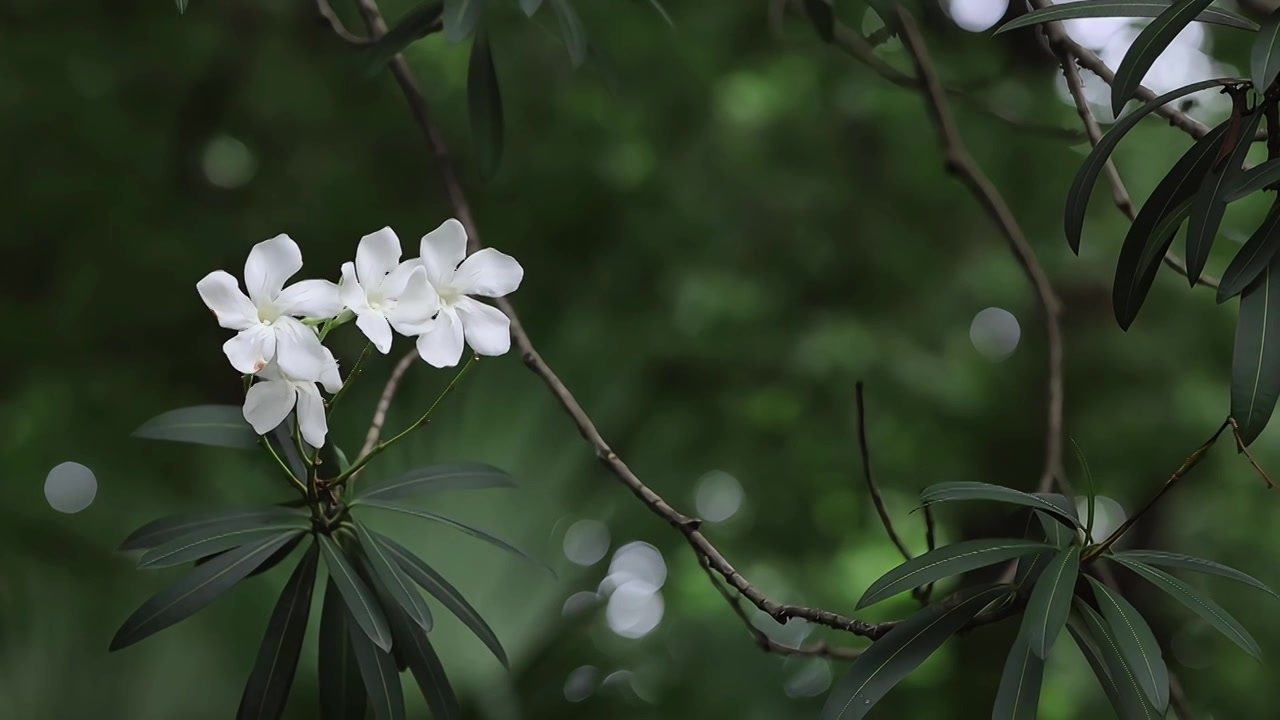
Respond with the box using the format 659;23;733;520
1070;601;1161;720
139;517;311;569
996;0;1258;33
549;0;588;68
1112;0;1217;114
318;534;393;652
1113;550;1279;597
176;0;189;14
1087;577;1169;712
919;482;1081;528
1114;122;1228;329
518;0;542;16
1065;614;1126;715
110;531;300;652
357;500;548;568
802;0;834;42
821;585;1012;719
354;521;434;633
119;505;309;551
993;633;1044;720
1231;251;1280;446
1065;78;1231;253
1253;8;1280;92
857;539;1052;609
1225;158;1280;202
346;605;405;720
1219;197;1280;303
133;405;257;448
353;463;513;503
1187;108;1266;285
1112;556;1263;659
237;542;319;720
366;0;446;73
1021;545;1081;659
467;30;504;181
442;0;484;43
319;579;367;720
645;0;674;26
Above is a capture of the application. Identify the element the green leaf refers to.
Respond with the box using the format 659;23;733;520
1113;556;1262;659
1187;110;1266;285
334;445;351;473
442;0;484;43
919;482;1082;528
821;585;1012;719
237;542;319;720
357;500;546;568
110;531;299;652
1112;0;1216;114
549;0;588;68
1113;550;1279;597
1254;8;1280;91
802;0;835;42
318;534;393;652
1219;197;1280;302
519;0;543;15
1021;545;1081;659
467;31;504;181
319;579;367;720
1114;121;1228;329
996;0;1257;33
1231;248;1280;446
271;423;306;479
133;405;258;449
1069;601;1161;719
139;519;310;569
993;633;1043;720
346;605;405;720
645;0;674;26
1065;78;1231;253
864;0;901;35
857;539;1052;609
1225;158;1280;202
353;463;513;503
119;505;309;551
366;0;446;73
354;521;434;633
377;532;508;667
1015;551;1052;589
1087;578;1169;712
176;0;188;14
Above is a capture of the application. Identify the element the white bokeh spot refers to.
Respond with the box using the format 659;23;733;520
694;470;744;523
45;461;97;514
970;307;1021;361
563;519;611;567
946;0;1009;33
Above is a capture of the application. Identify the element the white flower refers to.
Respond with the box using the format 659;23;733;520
197;234;342;380
338;227;440;354
242;347;343;448
413;219;523;368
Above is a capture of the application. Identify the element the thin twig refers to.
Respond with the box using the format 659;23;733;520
317;0;374;45
1228;417;1275;488
855;381;913;562
362;349;418;457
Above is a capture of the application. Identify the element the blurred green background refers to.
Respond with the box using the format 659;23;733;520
3;0;1278;717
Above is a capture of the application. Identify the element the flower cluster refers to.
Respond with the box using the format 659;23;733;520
196;219;522;447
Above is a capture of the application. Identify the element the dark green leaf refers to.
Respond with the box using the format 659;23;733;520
1035;510;1074;548
119;505;309;551
1113;550;1279;597
549;0;588;68
857;539;1051;609
919;482;1082;528
996;0;1257;33
443;0;484;42
645;0;674;26
1113;556;1262;659
110;531;299;651
1065;78;1229;253
1253;8;1280;91
237;542;319;720
1225;158;1280;202
467;31;504;180
176;0;188;14
1219;197;1280;302
367;1;446;73
1112;0;1216;114
1015;551;1052;589
140;519;310;569
802;0;834;42
1087;578;1169;712
357;500;546;568
1114;122;1228;329
820;585;1012;719
271;423;306;480
1231;247;1280;446
993;633;1043;720
519;0;543;15
194;534;304;579
1032;493;1080;521
320;579;367;720
864;0;901;35
318;534;393;652
334;445;351;473
133;404;257;448
354;521;433;633
1069;601;1161;719
377;532;508;667
1021;546;1081;659
346;605;405;720
353;463;513;503
1187;110;1266;285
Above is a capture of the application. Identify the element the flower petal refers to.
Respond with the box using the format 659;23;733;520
381;260;420;300
223;325;277;374
455;297;512;356
419;218;468;287
453;248;524;298
339;262;370;313
277;279;342;319
386;266;440;334
319;347;343;395
244;234;303;306
295;382;328;448
196;271;257;330
356;310;394;354
356;227;402;289
415;308;464;368
242;379;295;435
273;317;327;381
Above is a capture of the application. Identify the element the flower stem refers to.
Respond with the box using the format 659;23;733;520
326;343;372;411
261;436;307;496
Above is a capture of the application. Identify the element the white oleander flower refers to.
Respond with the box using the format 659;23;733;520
242;347;342;447
338;227;439;354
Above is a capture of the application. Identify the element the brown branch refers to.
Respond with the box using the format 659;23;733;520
317;0;373;45
856;381;914;563
361;349;417;457
1228;417;1275;488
